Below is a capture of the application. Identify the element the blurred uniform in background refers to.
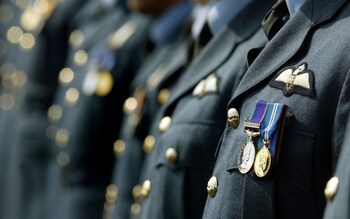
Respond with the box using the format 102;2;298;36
0;1;89;219
103;0;193;218
134;0;275;218
44;0;151;219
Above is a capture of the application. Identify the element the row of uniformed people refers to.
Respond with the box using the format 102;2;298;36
44;0;152;218
104;0;350;218
105;0;278;218
0;0;350;219
0;0;150;218
0;0;89;218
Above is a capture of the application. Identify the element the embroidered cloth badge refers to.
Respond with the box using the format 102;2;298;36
269;63;315;97
192;73;220;98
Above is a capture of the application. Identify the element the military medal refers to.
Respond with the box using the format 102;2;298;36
254;102;287;178
237;130;259;173
254;140;272;177
82;49;116;96
237;100;268;174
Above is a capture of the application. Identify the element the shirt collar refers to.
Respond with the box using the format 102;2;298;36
191;4;211;39
207;0;253;35
149;2;193;45
101;0;118;8
285;0;306;16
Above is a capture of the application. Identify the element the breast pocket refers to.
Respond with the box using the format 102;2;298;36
276;128;315;191
154;122;224;219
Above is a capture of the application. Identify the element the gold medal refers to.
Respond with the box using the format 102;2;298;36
96;70;114;97
254;146;272;178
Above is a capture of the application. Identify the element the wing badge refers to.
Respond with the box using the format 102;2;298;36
192;73;220;98
269;63;315;97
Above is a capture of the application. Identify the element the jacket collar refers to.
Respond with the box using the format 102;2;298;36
163;0;275;110
231;0;348;102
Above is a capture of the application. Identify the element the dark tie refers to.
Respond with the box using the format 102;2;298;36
262;0;289;40
190;22;213;60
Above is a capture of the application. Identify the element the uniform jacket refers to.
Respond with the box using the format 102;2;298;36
107;19;192;219
323;114;350;219
135;0;275;218
202;0;350;218
0;1;87;219
44;3;151;219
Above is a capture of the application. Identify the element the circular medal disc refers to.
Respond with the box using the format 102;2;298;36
254;147;272;178
238;141;256;174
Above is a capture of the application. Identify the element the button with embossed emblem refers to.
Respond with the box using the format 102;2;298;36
159;116;171;132
227;108;240;128
207;176;218;198
165;148;178;163
325;176;339;201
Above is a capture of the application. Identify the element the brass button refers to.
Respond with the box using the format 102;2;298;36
0;93;15;110
55;128;69;147
132;184;143;202
159;116;171;133
65;88;79;106
20;7;41;31
165;148;178;163
74;50;88;67
157;88;170;105
325;176;339;201
7;26;23;44
57;152;70;166
19;33;35;50
207;176;218;198
69;30;84;48
96;70;113;97
105;184;118;203
123;97;138;114
227;108;240;129
113;140;126;158
47;104;62;122
143;135;155;153
12;70;27;87
141;180;151;198
130;202;141;216
58;68;74;85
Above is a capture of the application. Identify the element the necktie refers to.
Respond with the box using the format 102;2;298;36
262;0;289;40
191;22;213;59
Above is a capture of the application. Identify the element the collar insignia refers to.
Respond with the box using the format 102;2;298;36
269;63;315;97
192;73;220;98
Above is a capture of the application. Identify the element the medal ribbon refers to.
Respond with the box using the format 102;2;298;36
260;103;286;160
244;100;268;147
246;100;269;129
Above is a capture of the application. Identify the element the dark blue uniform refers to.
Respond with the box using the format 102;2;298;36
202;0;350;218
104;2;193;219
134;0;275;218
323;114;350;219
0;1;88;218
44;1;151;219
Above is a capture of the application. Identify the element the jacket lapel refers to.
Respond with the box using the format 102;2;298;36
164;0;275;110
231;0;348;101
156;37;190;90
